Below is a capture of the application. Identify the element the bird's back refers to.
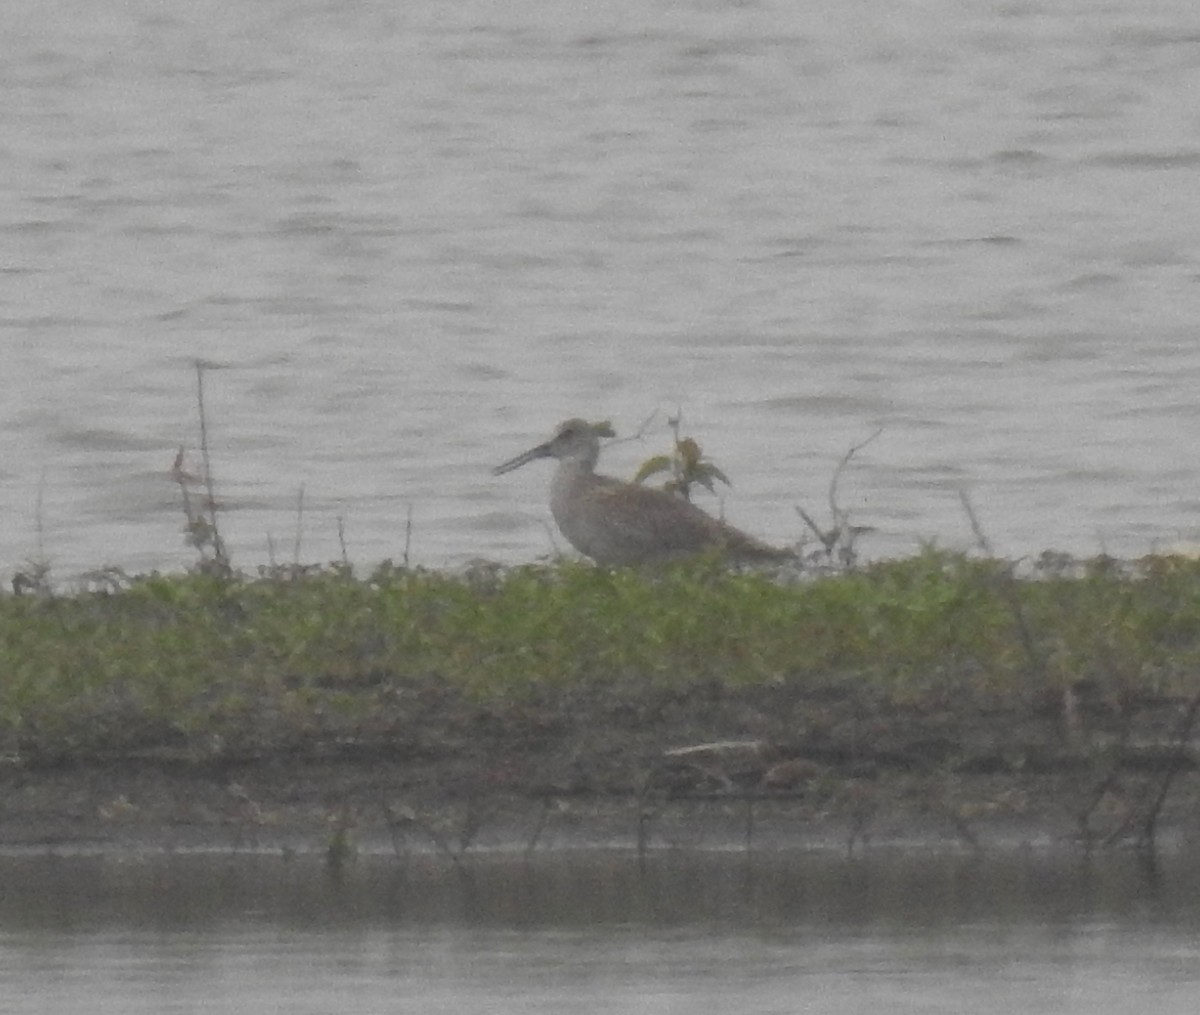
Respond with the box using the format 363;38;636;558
552;468;788;566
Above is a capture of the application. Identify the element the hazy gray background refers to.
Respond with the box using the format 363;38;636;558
3;0;1198;577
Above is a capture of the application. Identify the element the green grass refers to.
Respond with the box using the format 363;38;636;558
4;550;1200;764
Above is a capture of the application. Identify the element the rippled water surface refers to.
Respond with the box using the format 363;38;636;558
3;850;1200;1014
4;0;1199;577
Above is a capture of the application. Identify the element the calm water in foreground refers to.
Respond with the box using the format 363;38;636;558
2;848;1199;1013
4;0;1200;579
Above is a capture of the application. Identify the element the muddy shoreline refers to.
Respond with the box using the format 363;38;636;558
3;760;1191;857
3;675;1197;855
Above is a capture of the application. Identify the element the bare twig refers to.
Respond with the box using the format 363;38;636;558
337;515;349;568
829;426;882;525
524;796;555;858
381;798;487;872
292;484;305;567
33;465;47;571
597;408;660;459
958;487;993;556
192;360;230;572
1076;770;1120;854
795;427;881;568
402;504;413;569
628;408;661;444
795;505;834;552
382;801;466;868
13;469;53;596
958;489;1045;687
1135;683;1200;852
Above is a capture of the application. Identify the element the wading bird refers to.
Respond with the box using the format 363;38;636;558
493;418;792;566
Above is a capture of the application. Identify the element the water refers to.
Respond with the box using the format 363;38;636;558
2;849;1200;1013
3;0;1199;579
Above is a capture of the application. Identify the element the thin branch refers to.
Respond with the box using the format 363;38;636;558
792;427;882;567
403;504;413;569
958;489;1045;685
292;484;305;567
829;426;883;524
958;487;993;556
524;796;554;858
194;360;229;569
795;505;836;553
1136;683;1200;852
337;515;349;568
608;408;661;451
34;466;47;568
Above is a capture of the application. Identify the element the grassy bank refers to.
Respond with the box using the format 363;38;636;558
4;550;1200;852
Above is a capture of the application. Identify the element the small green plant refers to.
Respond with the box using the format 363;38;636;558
632;414;732;503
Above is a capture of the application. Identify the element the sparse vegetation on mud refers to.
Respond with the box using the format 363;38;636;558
4;550;1200;856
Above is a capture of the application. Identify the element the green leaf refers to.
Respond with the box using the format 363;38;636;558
696;462;732;489
633;455;673;485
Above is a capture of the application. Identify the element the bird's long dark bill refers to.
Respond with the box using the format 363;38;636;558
492;443;551;476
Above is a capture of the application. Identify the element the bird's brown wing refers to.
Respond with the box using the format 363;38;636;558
577;481;767;564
